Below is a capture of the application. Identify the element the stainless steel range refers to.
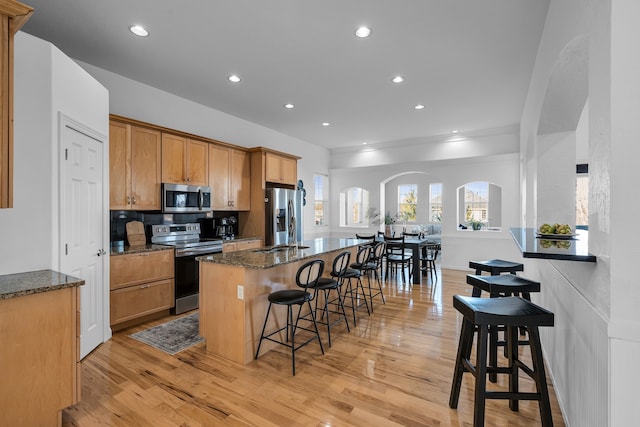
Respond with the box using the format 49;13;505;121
151;223;223;314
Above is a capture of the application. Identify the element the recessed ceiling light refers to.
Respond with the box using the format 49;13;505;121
322;122;330;127
354;26;372;38
391;76;405;84
414;104;425;110
362;142;368;145
228;75;241;83
452;130;459;133
284;103;294;109
129;25;149;37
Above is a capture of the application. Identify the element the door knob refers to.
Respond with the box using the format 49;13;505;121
96;249;107;256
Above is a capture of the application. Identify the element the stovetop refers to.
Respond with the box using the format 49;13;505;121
150;223;223;249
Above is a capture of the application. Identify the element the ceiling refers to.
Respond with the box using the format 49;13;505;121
20;0;549;150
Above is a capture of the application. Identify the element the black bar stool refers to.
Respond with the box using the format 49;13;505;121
469;259;523;277
341;246;372;325
313;251;352;347
467;274;541;382
449;295;555;427
254;259;325;376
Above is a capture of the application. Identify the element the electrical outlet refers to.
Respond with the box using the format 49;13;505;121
237;285;244;300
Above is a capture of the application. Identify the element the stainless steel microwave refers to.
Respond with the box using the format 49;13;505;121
162;183;212;213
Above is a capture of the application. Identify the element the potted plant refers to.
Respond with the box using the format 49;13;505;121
467;218;485;230
384;212;396;236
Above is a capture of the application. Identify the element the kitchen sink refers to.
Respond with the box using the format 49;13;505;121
252;245;310;253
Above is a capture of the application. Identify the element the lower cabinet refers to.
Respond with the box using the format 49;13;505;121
223;239;262;253
110;278;174;325
110;249;175;329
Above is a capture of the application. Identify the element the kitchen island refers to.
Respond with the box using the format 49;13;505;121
0;270;84;426
197;237;364;364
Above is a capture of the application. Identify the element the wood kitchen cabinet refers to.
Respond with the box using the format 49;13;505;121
238;148;300;242
222;238;262;253
0;1;33;208
162;133;209;186
265;152;297;185
110;249;174;329
109;120;162;210
0;283;80;426
209;144;250;210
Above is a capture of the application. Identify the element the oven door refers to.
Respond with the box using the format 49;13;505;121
162;183;212;213
173;246;221;314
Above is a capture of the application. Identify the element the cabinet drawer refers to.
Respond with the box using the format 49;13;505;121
110;279;174;325
110;250;174;289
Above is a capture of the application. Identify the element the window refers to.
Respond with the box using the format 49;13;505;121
398;184;417;222
457;181;502;229
576;164;588;229
430;183;442;222
314;174;328;226
339;187;370;227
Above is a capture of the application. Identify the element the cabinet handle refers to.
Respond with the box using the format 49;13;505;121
127;196;131;205
140;284;151;289
132;196;137;205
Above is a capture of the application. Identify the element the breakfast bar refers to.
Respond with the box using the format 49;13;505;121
197;237;364;364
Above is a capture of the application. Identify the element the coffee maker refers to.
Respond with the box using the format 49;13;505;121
216;217;235;239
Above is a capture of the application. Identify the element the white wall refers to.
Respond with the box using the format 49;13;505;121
330;152;522;270
74;61;330;240
518;0;640;425
0;33;108;275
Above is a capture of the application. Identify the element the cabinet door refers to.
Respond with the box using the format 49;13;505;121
110;279;174;325
265;152;282;183
230;149;251;210
130;127;162;210
280;156;297;185
209;144;231;209
110;250;174;290
109;121;130;209
161;133;187;184
186;139;209;185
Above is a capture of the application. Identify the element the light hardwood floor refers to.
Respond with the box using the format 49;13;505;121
63;267;565;426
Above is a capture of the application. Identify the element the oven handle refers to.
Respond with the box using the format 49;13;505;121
175;247;223;257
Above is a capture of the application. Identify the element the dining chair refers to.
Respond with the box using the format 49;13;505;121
384;235;413;285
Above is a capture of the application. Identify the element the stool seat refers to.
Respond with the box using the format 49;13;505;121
453;295;554;327
268;289;312;305
466;274;540;296
469;259;524;275
450;295;555;426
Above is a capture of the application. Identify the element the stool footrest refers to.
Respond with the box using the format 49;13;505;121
486;391;542;401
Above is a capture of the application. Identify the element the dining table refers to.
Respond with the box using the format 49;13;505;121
376;236;441;285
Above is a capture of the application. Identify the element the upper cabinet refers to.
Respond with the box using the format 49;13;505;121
265;152;297;186
109;121;162;210
161;133;208;186
209;144;250;211
0;1;33;208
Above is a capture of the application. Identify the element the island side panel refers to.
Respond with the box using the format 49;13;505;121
0;287;78;426
199;263;247;364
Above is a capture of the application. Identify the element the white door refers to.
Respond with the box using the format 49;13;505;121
60;119;106;359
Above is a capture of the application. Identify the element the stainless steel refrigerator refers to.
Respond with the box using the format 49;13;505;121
265;188;303;246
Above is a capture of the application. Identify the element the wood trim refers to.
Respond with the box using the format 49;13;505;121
109;114;245;151
248;146;301;160
0;1;33;32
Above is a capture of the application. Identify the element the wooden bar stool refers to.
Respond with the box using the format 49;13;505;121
469;259;523;278
467;274;541;382
449;295;555;427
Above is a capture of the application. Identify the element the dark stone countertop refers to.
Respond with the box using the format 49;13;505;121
110;244;175;256
0;269;85;300
197;237;366;269
509;227;596;262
